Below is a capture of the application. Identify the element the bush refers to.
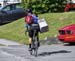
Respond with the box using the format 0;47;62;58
21;0;67;14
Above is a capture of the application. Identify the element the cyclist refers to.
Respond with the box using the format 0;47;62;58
25;8;40;51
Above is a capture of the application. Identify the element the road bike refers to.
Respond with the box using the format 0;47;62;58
29;24;39;57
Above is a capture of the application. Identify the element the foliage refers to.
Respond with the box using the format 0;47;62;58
21;0;67;14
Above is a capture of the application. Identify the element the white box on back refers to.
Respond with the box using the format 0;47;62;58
38;18;49;33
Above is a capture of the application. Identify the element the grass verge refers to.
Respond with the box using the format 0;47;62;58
0;12;75;44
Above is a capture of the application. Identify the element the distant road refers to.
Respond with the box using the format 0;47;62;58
0;39;21;46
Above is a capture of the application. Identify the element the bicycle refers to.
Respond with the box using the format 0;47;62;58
29;24;39;57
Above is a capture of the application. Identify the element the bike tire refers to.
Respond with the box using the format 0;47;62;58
33;36;38;57
34;48;38;57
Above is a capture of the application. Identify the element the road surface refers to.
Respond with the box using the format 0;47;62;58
0;44;75;61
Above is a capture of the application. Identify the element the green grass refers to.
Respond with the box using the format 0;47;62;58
0;12;75;44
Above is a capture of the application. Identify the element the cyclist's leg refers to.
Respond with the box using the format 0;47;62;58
35;30;40;47
28;30;33;51
29;38;31;49
37;34;40;47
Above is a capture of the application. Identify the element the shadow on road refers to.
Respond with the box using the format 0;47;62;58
64;43;75;46
38;50;71;56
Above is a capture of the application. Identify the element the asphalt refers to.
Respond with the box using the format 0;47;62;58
0;39;75;61
0;39;21;46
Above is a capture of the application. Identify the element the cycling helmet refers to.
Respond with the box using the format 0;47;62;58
26;8;32;13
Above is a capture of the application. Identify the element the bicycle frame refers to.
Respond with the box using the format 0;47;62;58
30;29;39;57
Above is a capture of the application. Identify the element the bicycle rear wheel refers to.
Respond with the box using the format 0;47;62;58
34;47;38;57
33;36;38;57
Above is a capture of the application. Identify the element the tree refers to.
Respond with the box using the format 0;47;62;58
21;0;67;13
